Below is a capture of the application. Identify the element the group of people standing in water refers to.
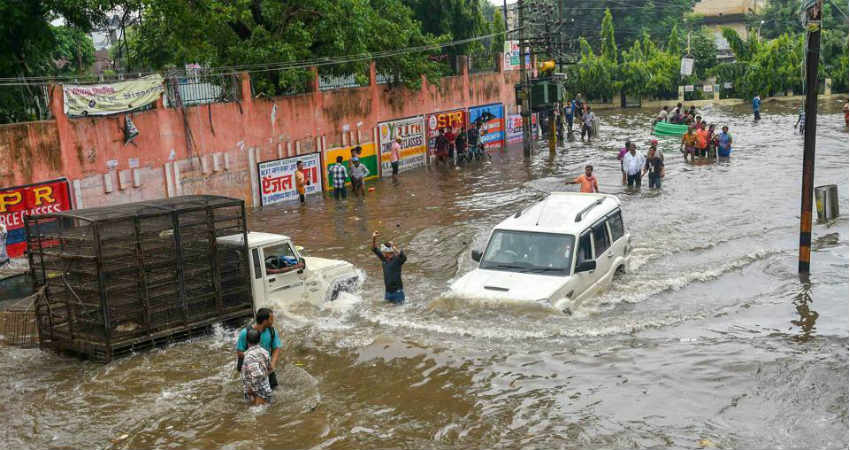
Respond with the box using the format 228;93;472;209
655;102;733;162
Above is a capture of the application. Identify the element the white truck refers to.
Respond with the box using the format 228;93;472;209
450;192;631;312
217;232;361;309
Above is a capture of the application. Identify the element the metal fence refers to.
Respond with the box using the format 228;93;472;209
376;73;393;85
0;84;53;124
0;286;41;348
469;51;498;74
319;73;366;91
165;71;242;108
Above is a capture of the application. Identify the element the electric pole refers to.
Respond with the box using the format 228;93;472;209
519;0;532;158
798;0;823;275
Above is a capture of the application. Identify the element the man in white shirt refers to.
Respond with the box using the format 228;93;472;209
622;143;645;188
581;106;595;141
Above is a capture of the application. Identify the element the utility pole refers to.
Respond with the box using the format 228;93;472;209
519;0;532;157
798;0;823;275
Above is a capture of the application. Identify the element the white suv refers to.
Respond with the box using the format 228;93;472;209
449;192;630;311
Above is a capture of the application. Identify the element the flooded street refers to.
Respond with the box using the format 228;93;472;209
3;101;848;449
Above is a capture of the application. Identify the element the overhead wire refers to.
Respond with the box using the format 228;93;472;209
0;28;522;86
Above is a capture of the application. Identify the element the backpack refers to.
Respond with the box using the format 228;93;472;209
236;325;277;372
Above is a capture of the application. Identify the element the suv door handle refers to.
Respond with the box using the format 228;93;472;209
268;277;276;282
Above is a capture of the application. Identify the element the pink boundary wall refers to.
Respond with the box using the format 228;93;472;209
1;55;520;209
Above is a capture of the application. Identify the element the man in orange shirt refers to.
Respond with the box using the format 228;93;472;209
565;165;599;193
295;160;309;204
695;123;709;158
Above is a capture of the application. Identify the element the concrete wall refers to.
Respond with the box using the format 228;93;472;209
2;56;520;209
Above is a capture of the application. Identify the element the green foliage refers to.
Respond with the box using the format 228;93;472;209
490;10;506;54
564;37;616;101
667;24;683;56
402;0;487;58
709;61;747;97
0;1;101;122
560;0;696;50
732;32;803;98
127;0;446;94
688;29;718;79
749;0;848;92
600;8;617;63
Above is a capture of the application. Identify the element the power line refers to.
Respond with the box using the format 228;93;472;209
0;28;520;86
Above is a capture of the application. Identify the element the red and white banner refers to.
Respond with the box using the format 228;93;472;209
0;179;72;259
257;153;322;206
426;109;467;157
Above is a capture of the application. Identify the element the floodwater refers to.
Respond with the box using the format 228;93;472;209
3;100;848;450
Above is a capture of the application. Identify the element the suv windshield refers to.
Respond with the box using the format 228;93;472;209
479;230;575;275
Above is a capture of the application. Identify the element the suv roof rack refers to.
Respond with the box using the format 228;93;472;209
574;198;604;223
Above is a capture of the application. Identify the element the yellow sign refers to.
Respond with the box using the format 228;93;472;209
323;143;378;189
63;75;164;116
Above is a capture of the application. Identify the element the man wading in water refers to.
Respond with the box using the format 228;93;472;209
240;328;273;406
235;308;282;392
372;230;407;304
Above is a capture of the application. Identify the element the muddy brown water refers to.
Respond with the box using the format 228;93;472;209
3;100;848;450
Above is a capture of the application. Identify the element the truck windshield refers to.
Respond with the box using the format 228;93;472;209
479;230;575;275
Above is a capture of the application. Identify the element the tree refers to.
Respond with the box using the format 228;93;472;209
0;1;102;123
490;10;506;54
688;28;718;79
667;23;683;56
128;0;446;94
402;0;488;64
600;8;617;62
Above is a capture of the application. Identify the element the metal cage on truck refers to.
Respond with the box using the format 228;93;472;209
25;195;254;362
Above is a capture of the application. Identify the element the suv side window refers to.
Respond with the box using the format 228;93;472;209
252;248;262;279
592;222;610;257
577;231;593;264
607;210;624;242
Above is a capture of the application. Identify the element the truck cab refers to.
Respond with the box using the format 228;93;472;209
217;232;360;310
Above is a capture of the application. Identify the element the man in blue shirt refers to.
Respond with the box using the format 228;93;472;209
564;99;575;132
752;95;761;121
235;308;282;387
717;125;733;158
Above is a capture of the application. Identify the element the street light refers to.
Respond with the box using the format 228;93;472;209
757;19;765;42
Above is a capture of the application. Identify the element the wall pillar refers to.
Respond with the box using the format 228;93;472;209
460;55;470;106
48;84;78;182
678;86;685;102
825;78;832;97
369;60;381;128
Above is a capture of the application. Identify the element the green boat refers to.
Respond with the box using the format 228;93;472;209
653;121;689;137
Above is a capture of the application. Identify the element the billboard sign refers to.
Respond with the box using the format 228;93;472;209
0;179;72;259
469;103;505;151
323;143;379;190
426;109;467;157
63;75;164;116
257;153;322;206
378;116;426;176
506;113;539;144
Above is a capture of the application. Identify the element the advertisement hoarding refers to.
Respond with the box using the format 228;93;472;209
378;116;426;176
63;75;165;116
257;153;322;206
0;179;72;259
469;103;505;151
323;143;379;190
506;113;539;144
426;109;467;158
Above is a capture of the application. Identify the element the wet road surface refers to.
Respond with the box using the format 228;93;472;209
2;100;848;449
